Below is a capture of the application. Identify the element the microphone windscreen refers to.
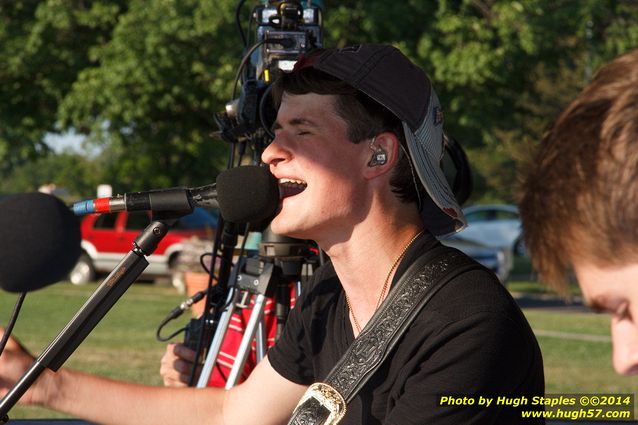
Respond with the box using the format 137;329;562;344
0;192;82;293
216;166;279;224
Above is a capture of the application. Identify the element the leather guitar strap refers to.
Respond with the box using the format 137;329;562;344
287;246;480;425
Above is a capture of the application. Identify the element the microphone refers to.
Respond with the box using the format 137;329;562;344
72;165;280;224
0;192;82;293
71;184;216;216
215;165;280;224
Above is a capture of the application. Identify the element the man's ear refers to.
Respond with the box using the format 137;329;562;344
362;132;400;180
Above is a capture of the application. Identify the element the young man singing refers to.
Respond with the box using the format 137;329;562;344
1;44;543;424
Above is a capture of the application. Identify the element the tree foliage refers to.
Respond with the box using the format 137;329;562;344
322;0;638;202
1;0;637;202
0;149;100;201
0;0;126;177
58;0;237;191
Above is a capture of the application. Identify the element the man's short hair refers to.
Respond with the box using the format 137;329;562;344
519;48;638;293
272;66;424;205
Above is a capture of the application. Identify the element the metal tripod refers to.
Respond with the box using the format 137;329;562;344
196;232;313;389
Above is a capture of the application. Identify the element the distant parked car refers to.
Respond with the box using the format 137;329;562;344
440;234;511;282
68;208;218;285
459;204;526;257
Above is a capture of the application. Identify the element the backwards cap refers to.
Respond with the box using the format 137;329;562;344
294;44;466;236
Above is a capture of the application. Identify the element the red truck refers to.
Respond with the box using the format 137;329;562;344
69;208;217;285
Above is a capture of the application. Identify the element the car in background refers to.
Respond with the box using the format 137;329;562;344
439;234;511;282
68;208;218;285
459;204;526;257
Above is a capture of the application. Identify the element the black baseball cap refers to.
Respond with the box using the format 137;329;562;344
293;44;466;236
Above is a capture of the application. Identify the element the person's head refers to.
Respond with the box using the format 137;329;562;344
519;48;638;374
262;44;466;240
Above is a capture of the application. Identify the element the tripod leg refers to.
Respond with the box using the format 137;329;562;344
197;289;240;388
224;293;267;389
255;318;268;363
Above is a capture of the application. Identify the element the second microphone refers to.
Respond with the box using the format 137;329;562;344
71;166;280;224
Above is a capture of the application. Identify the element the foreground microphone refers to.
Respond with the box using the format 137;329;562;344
0;193;82;293
216;165;279;223
71;166;280;224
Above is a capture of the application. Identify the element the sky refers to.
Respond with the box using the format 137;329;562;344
44;131;84;153
44;131;101;157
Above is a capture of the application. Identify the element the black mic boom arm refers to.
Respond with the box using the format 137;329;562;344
0;217;181;423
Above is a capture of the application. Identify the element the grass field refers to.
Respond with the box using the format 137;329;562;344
0;282;184;419
1;280;637;419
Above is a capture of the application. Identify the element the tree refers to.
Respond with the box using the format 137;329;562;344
0;0;127;177
58;0;241;190
3;0;638;201
323;0;638;202
0;150;101;200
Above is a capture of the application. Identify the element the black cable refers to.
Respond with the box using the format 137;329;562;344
0;293;26;357
200;252;216;275
236;140;247;165
259;83;276;139
231;38;295;101
231;39;269;101
235;0;248;48
156;324;188;343
222;222;251;312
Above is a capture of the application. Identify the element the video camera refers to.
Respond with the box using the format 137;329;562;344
254;1;322;77
215;0;323;144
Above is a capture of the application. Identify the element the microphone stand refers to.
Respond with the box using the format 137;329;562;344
0;213;186;424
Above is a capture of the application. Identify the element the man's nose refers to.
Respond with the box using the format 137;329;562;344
611;317;638;375
261;136;289;166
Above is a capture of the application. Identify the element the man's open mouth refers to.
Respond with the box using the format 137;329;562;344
279;178;307;199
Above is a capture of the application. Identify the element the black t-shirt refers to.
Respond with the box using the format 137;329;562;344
269;233;545;424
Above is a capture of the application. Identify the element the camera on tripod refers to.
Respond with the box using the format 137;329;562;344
216;0;323;142
254;1;322;77
157;0;324;388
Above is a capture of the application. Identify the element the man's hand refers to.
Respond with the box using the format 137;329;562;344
0;328;43;405
159;343;201;387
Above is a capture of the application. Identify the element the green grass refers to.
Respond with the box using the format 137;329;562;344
509;280;584;298
1;280;637;419
524;309;610;336
521;309;638;415
0;282;184;419
508;280;550;294
509;255;583;297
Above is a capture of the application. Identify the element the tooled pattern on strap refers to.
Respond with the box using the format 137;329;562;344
326;250;468;397
287;248;476;425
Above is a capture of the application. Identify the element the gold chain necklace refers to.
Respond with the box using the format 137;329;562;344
346;231;423;334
